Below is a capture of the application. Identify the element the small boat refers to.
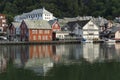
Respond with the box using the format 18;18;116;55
104;39;116;45
81;38;93;43
105;39;116;43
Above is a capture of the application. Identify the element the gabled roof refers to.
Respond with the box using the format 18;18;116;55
48;19;57;26
67;20;90;28
110;27;120;33
48;19;60;27
23;20;51;29
11;22;21;28
17;8;52;17
29;7;52;15
91;17;108;26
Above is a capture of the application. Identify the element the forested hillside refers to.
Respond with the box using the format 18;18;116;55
0;0;120;23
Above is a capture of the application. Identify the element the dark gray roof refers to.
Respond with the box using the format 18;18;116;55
67;20;89;27
62;20;90;31
110;27;120;33
48;19;58;26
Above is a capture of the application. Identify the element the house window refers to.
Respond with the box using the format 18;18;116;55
45;36;48;40
2;20;6;23
42;36;45;40
44;30;49;34
0;16;3;18
89;24;94;29
0;29;2;32
38;36;41;40
55;24;58;28
39;30;43;34
2;24;5;27
32;30;37;34
89;33;94;35
33;35;36;40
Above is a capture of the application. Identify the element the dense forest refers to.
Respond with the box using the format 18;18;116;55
0;0;120;23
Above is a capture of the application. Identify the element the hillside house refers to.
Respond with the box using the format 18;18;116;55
14;7;56;22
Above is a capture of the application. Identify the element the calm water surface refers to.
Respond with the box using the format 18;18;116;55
0;43;120;80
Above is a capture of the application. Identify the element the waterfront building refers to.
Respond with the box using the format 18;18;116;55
83;20;100;40
0;14;7;34
52;31;70;40
14;7;56;22
8;22;21;41
20;20;52;41
107;25;120;39
62;20;100;40
63;20;89;37
49;20;61;32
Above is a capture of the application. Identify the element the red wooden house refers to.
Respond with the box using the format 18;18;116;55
49;20;61;32
20;20;52;41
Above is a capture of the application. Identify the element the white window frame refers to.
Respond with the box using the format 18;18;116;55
39;30;43;34
33;35;36;40
38;35;41;40
32;30;37;34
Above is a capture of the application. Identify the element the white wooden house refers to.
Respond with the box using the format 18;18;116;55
63;20;89;37
83;20;100;40
62;20;100;40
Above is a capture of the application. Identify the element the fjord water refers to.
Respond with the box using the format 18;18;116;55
0;43;120;80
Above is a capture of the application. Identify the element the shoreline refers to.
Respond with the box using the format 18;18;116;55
0;40;81;45
0;40;120;45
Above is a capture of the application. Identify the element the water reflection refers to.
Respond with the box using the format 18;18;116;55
0;43;120;75
82;43;100;62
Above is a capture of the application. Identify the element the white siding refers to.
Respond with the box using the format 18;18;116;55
83;21;99;40
83;43;100;62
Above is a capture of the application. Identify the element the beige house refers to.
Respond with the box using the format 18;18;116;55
115;30;120;39
109;26;120;40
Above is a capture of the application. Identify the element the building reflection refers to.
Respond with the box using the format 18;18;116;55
82;43;120;62
7;45;55;75
25;45;54;75
82;43;100;62
99;43;117;61
114;43;120;60
0;46;8;73
1;43;120;74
